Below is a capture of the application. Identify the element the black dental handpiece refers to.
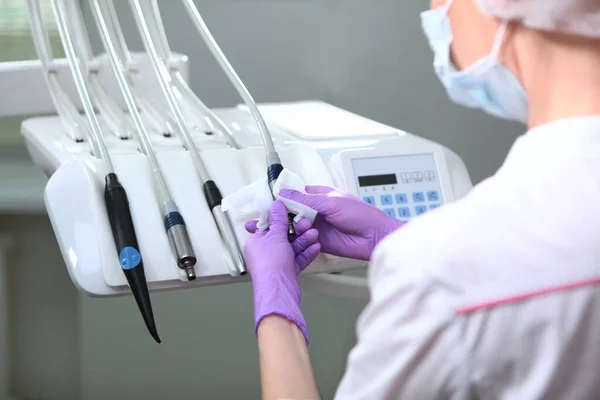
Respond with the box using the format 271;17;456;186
267;163;296;237
104;172;161;343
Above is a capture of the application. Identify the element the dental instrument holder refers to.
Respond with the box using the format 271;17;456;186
20;95;473;299
40;141;340;295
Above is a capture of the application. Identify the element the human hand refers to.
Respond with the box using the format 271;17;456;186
279;186;405;261
244;200;321;344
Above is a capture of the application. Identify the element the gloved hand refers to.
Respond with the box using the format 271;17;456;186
244;200;321;345
279;186;405;261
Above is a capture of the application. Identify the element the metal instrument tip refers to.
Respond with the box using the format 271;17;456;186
185;267;196;281
287;213;296;237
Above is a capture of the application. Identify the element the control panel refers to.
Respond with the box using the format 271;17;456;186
352;153;444;222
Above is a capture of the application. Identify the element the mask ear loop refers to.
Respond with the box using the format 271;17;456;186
490;22;509;59
443;0;455;13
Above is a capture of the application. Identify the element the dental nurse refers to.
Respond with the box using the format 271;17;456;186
244;0;600;398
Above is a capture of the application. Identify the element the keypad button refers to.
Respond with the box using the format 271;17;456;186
415;205;428;215
398;207;411;218
383;208;396;218
363;196;376;206
412;192;425;203
425;171;436;181
401;173;412;183
380;195;393;206
395;193;408;204
427;190;440;202
412;172;424;182
429;204;441;210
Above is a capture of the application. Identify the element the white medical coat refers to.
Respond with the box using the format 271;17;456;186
335;116;600;399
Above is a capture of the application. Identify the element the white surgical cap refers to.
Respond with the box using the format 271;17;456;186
475;0;600;38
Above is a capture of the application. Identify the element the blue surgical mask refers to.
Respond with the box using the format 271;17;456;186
420;1;529;124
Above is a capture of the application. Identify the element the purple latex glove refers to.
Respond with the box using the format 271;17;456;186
244;200;321;344
279;186;405;261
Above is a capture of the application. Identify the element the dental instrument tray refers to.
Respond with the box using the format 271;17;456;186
22;102;472;296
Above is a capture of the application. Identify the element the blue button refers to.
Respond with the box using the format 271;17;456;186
395;193;408;204
427;191;440;202
383;208;396;218
380;195;393;206
415;205;428;215
398;207;411;218
363;196;376;206
429;204;441;210
119;246;142;270
412;192;425;203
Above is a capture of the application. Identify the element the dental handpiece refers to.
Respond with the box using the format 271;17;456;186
163;200;197;281
36;0;160;342
267;157;296;238
105;174;160;342
90;0;197;281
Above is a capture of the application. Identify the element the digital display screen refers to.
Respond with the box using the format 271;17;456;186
358;174;398;187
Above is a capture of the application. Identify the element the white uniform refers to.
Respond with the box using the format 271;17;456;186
335;116;600;399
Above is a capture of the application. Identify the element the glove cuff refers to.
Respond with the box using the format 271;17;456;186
253;274;309;345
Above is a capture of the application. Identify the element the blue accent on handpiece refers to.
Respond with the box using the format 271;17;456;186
164;211;185;230
267;163;284;184
119;246;142;270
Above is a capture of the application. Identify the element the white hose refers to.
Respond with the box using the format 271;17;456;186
89;0;172;206
180;0;277;158
48;0;115;171
128;0;213;182
26;0;85;142
142;0;240;148
102;0;175;136
64;0;134;139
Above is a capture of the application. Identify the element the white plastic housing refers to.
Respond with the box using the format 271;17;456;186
21;102;473;297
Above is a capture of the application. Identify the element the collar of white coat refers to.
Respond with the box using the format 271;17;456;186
506;115;600;164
